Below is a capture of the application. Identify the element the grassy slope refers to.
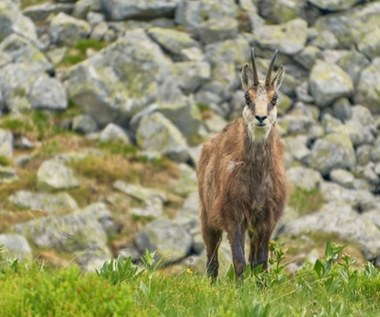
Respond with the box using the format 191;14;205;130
0;244;379;317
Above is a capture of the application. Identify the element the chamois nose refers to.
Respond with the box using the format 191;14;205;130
255;115;267;124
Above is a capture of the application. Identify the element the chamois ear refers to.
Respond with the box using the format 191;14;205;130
240;64;253;90
271;65;284;91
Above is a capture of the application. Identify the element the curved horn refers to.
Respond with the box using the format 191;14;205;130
265;49;279;87
250;47;259;87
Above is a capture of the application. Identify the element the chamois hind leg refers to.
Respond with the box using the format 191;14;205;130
248;231;259;269
202;224;222;279
227;224;246;278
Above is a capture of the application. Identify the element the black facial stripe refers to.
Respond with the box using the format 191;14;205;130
244;91;250;105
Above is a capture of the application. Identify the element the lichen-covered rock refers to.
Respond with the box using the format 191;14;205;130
336;50;370;85
343;106;376;146
136;112;191;163
198;18;238;44
113;180;167;203
294;45;322;69
13;202;114;254
101;0;177;20
330;169;355;189
287;167;323;191
135;218;193;263
174;191;200;232
0;166;18;184
72;114;98;134
170;61;211;94
281;202;380;260
99;123;130;144
355;58;380;114
29;75;67;110
0;34;52;74
309;133;356;175
320;182;375;212
147;27;200;60
355;27;380;61
8;190;78;213
23;2;74;22
49;12;91;45
170;163;197;197
175;0;238;32
0;63;40;112
0;234;32;260
0;129;12;158
284;135;310;163
0;0;37;41
308;0;357;11
156;98;203;140
309;60;353;107
37;159;80;190
253;18;308;55
67;29;173;126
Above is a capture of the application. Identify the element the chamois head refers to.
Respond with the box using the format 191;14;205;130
240;48;284;141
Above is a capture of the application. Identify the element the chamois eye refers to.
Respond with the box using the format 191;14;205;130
271;93;278;106
244;92;251;105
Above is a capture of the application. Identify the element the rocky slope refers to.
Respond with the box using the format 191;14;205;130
1;0;380;272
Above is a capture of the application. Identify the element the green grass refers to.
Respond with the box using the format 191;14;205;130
60;39;108;67
289;186;324;215
0;243;379;316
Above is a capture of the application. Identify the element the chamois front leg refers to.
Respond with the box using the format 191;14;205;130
227;224;246;278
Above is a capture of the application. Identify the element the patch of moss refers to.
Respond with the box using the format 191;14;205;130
20;0;48;9
59;39;108;67
288;186;324;215
0;156;12;167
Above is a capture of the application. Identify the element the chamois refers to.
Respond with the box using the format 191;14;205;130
197;48;287;279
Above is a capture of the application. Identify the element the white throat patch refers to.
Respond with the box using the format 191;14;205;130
242;106;272;142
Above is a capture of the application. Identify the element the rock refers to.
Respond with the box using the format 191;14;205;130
330;169;355;189
309;60;353;108
284;135;310;163
75;245;111;272
174;191;200;232
204;113;228;134
343;105;376;146
198;18;238;44
355;27;380;61
0;34;53;74
37;159;80;190
170;164;197;197
67;29;173;127
175;0;238;32
0;63;42;112
72;114;98;134
113;180;167;203
258;0;305;24
99;123;130;144
308;0;356;11
281;202;380;260
0;234;32;260
0;129;13;158
320;182;375;212
156;98;203;140
29;75;67;110
355;58;380;114
90;21;108;41
0;0;37;41
73;0;102;19
287;167;323;191
360;163;379;186
336;50;370;85
23;2;74;22
253;18;308;55
372;137;380;162
49;12;91;45
294;45;322;69
0;166;18;184
147;27;200;61
8;190;78;213
101;0;177;20
14;203;114;255
309;133;356;175
118;246;140;261
332;98;352;121
136;112;191;163
356;145;372;166
135;218;193;263
362;210;380;229
113;180;166;219
170;61;211;94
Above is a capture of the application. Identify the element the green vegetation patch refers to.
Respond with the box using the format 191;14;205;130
60;39;108;67
289;186;324;215
0;243;379;316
